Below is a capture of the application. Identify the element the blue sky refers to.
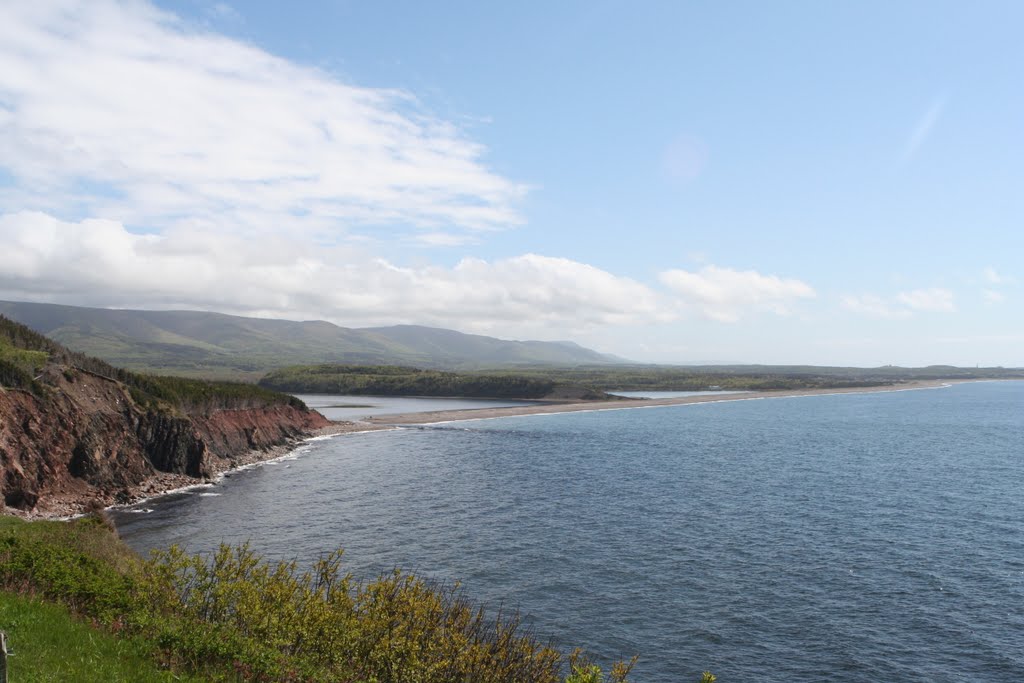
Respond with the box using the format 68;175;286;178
0;1;1020;365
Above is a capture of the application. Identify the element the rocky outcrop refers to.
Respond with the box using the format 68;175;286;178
0;366;329;515
134;411;210;478
190;405;326;465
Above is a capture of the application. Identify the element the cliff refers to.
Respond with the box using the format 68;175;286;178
0;317;329;516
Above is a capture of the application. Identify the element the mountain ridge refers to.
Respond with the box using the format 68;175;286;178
0;301;624;379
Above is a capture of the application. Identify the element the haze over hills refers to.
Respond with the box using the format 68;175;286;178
0;300;625;379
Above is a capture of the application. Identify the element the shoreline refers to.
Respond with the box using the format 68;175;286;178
15;379;968;520
363;379;961;425
14;420;390;520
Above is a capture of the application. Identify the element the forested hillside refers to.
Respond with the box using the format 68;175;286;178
0;300;622;378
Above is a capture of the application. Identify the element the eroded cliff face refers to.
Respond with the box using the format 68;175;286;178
0;366;328;515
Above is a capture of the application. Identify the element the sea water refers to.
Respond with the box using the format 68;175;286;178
112;381;1024;682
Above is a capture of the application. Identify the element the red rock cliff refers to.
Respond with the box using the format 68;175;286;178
0;365;328;515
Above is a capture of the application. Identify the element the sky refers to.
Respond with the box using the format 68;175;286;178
0;0;1021;366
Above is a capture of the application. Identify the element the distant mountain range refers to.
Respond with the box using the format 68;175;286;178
0;300;625;379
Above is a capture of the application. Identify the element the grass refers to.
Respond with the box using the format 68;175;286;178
0;592;202;682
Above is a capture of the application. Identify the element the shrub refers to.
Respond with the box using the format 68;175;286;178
138;543;568;682
0;518;717;682
0;516;137;622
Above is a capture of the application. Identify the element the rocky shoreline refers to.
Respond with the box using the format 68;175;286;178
6;420;386;520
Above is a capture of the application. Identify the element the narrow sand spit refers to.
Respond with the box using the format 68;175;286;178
363;379;960;426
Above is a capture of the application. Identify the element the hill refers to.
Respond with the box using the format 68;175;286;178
0;301;623;379
0;314;328;515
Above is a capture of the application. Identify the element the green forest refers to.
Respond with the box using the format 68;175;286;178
259;364;612;400
253;361;1021;399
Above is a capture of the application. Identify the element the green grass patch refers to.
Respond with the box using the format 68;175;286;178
0;342;48;371
0;592;201;683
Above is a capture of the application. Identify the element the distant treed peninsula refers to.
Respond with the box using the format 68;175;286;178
258;364;615;400
258;362;1024;400
482;364;1024;392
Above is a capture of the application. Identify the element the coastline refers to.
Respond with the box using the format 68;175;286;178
16;379;964;520
15;420;389;520
363;379;960;425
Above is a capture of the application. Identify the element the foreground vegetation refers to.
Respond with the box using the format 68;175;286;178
0;515;717;682
259;364;613;400
0;592;201;682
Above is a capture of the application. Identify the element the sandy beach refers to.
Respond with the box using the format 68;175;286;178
363;379;958;426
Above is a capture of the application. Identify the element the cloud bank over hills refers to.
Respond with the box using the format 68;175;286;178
0;0;815;342
0;1;1015;366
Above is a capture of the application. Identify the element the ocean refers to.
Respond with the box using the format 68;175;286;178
112;381;1024;682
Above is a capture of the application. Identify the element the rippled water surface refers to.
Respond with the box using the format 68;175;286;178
113;382;1024;682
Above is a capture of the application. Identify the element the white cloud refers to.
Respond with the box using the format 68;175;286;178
841;294;911;320
896;288;955;313
983;289;1005;304
982;267;1015;286
0;211;667;335
413;232;477;247
658;265;815;322
0;2;831;343
842;288;955;318
0;0;524;238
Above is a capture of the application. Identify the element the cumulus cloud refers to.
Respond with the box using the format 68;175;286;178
841;294;911;320
896;288;955;313
0;2;824;339
982;267;1012;285
977;268;1013;306
0;0;524;238
0;211;668;335
658;265;815;322
842;288;955;318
